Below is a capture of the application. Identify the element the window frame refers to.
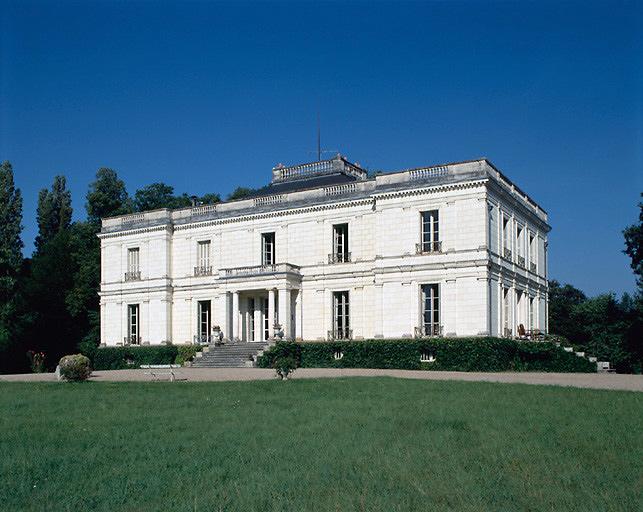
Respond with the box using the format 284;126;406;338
420;284;440;335
420;210;440;252
127;303;140;343
332;223;350;262
332;291;350;339
261;232;276;266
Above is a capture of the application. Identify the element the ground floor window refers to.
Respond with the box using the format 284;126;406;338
198;300;211;342
263;299;270;340
421;284;440;336
529;296;535;332
127;304;139;344
332;291;350;339
248;298;255;341
502;288;511;337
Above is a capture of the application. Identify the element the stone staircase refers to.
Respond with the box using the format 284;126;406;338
191;342;270;368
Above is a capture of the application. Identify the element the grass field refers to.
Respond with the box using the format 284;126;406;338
1;378;641;512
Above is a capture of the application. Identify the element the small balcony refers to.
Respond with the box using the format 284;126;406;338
124;271;141;282
503;248;512;261
516;255;525;268
416;241;442;254
503;327;513;338
222;263;300;278
328;328;353;341
414;325;443;338
194;266;213;277
122;335;141;345
530;262;537;273
328;252;351;264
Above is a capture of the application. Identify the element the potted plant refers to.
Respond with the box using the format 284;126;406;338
273;355;297;380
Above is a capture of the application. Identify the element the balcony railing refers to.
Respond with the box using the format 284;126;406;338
503;248;512;261
193;334;213;344
328;328;353;341
123;335;141;345
416;241;442;254
516;255;525;268
328;252;351;264
503;327;513;338
124;271;141;282
530;262;537;273
222;263;300;278
194;266;213;277
414;325;443;338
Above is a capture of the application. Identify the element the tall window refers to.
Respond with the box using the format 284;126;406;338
529;233;537;272
197;300;211;342
196;241;211;275
421;284;440;336
331;223;350;263
516;225;525;267
420;210;440;252
332;291;350;339
502;288;510;336
502;216;511;260
127;304;139;344
263;299;270;341
126;247;140;281
262;232;275;266
529;297;535;332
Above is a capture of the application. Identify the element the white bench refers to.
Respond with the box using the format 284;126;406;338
140;364;183;381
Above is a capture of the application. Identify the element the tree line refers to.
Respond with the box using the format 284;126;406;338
0;160;641;372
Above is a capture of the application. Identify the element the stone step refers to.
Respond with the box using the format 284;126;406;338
192;342;270;368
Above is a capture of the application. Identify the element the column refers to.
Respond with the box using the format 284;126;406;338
268;288;275;339
278;288;291;339
232;291;240;341
253;295;262;342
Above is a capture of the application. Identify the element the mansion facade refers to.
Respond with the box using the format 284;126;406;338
98;155;550;346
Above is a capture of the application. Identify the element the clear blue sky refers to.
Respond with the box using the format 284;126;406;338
1;1;641;296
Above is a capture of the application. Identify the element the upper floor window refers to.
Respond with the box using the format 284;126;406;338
330;223;350;263
195;240;212;276
515;225;525;267
262;232;275;266
125;248;140;281
529;233;537;272
418;210;440;253
502;216;511;260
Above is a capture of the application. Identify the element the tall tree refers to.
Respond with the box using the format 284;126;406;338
623;194;643;290
35;175;73;252
85;168;130;225
0;161;25;371
133;182;176;211
548;280;587;344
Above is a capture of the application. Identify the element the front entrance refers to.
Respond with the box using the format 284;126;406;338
241;291;270;342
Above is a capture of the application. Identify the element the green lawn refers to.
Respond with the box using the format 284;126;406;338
1;379;641;512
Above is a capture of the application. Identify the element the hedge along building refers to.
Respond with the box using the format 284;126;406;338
98;155;550;346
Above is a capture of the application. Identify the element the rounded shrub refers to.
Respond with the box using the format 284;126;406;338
273;355;298;380
59;354;92;381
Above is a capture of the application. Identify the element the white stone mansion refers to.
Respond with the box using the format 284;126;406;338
99;155;550;346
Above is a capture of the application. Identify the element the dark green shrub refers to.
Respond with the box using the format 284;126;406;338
87;346;179;370
258;338;596;373
59;354;92;381
273;355;298;380
175;345;201;365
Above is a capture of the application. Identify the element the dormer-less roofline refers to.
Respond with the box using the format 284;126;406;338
271;153;367;183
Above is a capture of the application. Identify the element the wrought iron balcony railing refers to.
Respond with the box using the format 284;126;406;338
503;327;513;338
328;328;353;341
414;325;443;338
194;266;213;277
503;248;512;261
530;262;537;273
193;334;213;344
516;255;525;268
123;335;141;345
416;241;442;254
328;252;351;264
124;271;141;281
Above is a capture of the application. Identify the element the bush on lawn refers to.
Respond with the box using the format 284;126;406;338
86;346;179;370
175;345;201;365
273;355;298;380
59;354;92;381
257;338;596;373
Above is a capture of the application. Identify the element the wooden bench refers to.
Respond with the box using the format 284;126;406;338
140;364;183;382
